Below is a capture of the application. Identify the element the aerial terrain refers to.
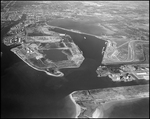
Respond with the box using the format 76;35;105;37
1;1;149;118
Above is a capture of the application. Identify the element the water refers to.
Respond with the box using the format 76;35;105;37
44;49;68;62
102;97;149;118
47;18;106;36
1;17;149;117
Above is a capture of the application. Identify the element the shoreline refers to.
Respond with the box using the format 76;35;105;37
46;23;108;42
69;93;81;118
69;91;149;118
